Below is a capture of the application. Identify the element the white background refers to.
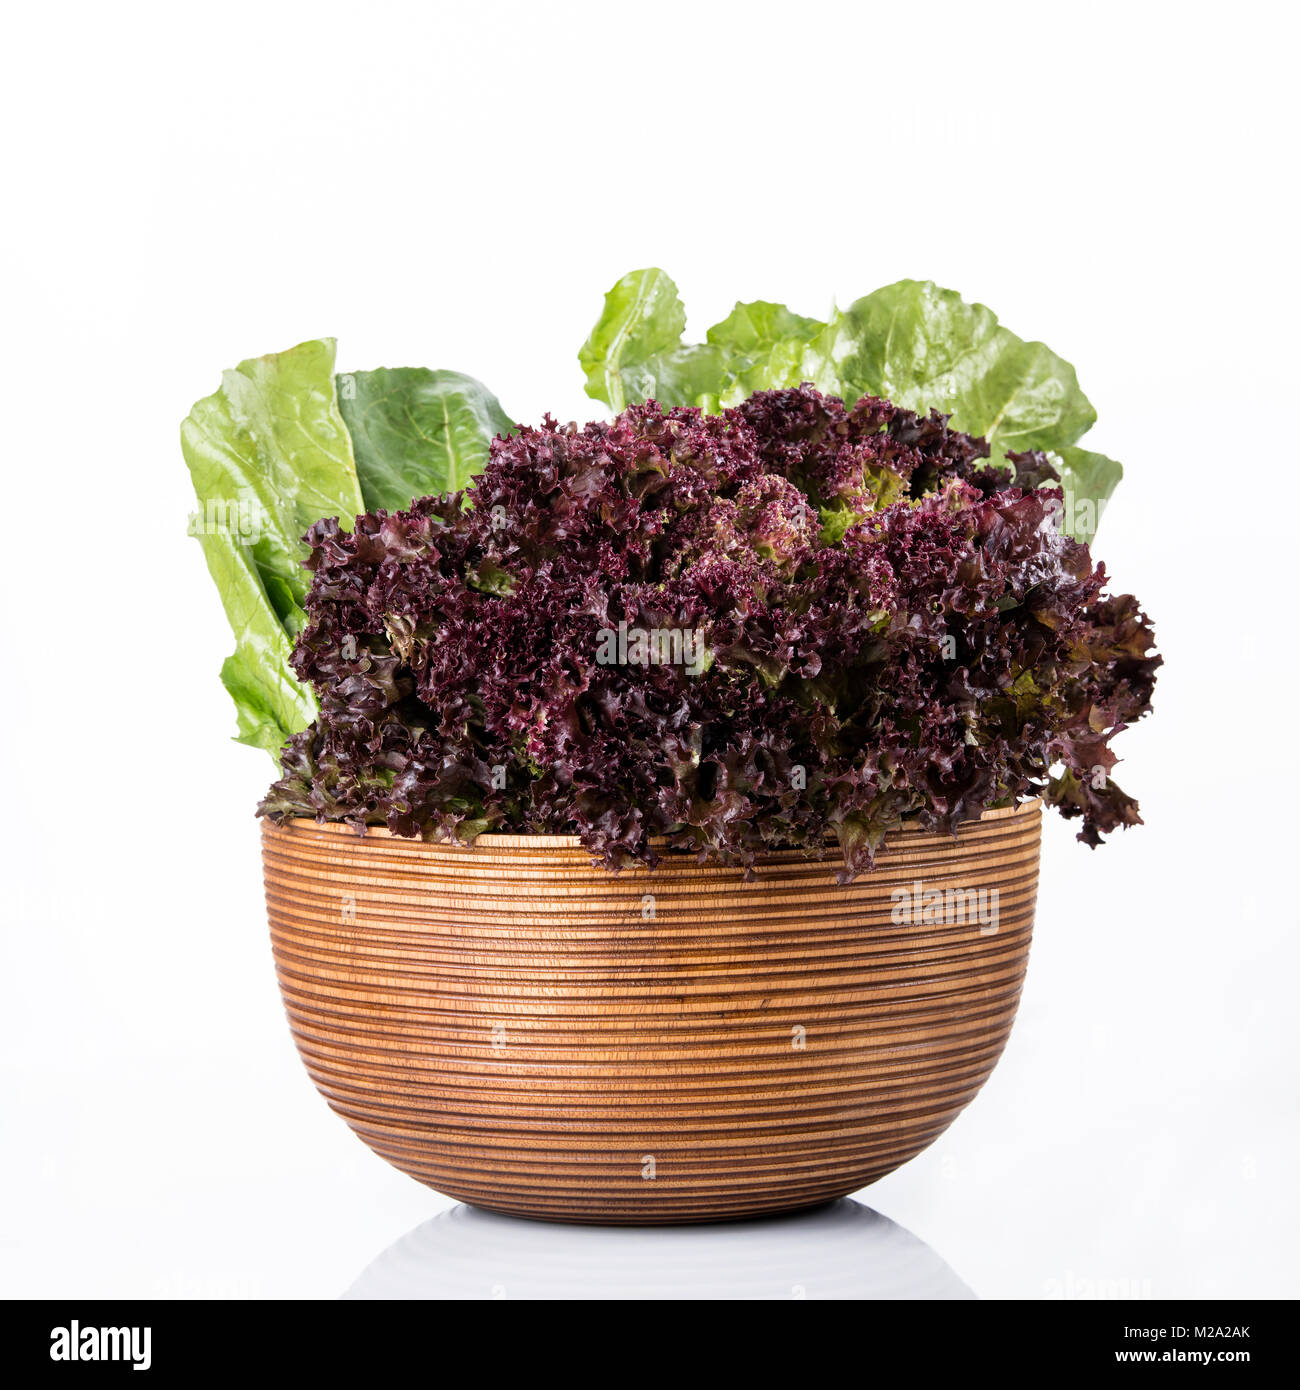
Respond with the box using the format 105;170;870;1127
2;0;1297;1299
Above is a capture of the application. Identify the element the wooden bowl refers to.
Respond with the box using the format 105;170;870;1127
262;801;1040;1224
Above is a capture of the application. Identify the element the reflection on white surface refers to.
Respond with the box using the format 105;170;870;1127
345;1199;974;1300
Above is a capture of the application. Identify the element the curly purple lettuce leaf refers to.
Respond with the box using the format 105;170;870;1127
260;385;1159;879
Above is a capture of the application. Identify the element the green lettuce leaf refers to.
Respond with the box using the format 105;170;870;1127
195;531;317;755
338;367;515;512
183;338;364;756
811;279;1096;454
580;273;830;412
579;268;720;412
705;300;825;405
182;337;364;610
1052;444;1124;544
581;269;1123;537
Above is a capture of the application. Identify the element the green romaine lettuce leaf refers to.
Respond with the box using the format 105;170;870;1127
185;339;517;760
705;300;826;405
183;338;364;756
580;268;1123;539
338;367;515;512
811;279;1096;454
183;337;364;610
579;268;719;412
194;530;317;755
1052;444;1124;545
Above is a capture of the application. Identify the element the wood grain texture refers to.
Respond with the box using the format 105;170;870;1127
263;801;1041;1224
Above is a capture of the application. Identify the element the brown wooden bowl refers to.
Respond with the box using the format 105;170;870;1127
262;801;1041;1224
